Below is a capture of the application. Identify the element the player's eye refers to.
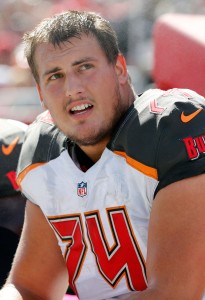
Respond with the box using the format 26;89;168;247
49;73;63;80
79;63;93;71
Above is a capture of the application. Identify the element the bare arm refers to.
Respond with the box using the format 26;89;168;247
0;201;68;300
120;174;205;300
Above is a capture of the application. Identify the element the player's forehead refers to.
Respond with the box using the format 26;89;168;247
37;34;102;57
35;34;106;71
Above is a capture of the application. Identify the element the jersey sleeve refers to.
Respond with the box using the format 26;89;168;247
154;89;205;194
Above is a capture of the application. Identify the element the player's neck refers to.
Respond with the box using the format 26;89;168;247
79;139;108;163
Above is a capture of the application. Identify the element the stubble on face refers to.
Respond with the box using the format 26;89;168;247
65;84;127;146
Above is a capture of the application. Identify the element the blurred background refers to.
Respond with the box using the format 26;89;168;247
0;0;205;123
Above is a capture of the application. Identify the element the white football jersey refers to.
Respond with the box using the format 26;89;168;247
17;88;205;300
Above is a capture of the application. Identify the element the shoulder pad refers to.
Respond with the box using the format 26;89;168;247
17;110;67;179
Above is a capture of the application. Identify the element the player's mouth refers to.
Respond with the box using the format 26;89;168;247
70;103;93;115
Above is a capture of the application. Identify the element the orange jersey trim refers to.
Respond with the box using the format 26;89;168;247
114;150;158;180
17;162;47;188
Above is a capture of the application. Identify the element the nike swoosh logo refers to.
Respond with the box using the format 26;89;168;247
181;107;203;123
2;136;19;155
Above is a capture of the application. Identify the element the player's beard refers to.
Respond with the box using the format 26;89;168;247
67;86;128;146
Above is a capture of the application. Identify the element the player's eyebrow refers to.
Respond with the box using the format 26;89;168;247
43;57;96;78
72;57;97;66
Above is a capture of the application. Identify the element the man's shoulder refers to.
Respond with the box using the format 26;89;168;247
132;87;205;130
135;87;205;115
17;110;67;176
109;87;205;184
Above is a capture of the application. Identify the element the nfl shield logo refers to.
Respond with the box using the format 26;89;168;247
77;181;87;197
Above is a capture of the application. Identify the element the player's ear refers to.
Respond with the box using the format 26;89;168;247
115;54;128;85
36;84;47;109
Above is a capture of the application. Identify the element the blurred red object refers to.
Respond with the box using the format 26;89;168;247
152;13;205;96
0;31;20;65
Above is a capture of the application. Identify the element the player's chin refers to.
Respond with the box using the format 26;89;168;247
70;129;109;146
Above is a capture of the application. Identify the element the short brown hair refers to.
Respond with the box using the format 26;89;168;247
23;10;120;83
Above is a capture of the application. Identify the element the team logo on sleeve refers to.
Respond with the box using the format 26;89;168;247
77;181;87;197
149;99;166;114
183;135;205;160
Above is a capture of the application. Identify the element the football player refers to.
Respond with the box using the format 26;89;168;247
0;10;205;300
0;119;27;287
